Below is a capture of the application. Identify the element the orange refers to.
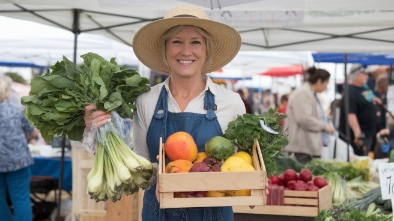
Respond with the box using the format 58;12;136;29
164;131;198;162
165;159;193;173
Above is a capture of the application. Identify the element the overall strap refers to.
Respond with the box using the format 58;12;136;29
203;89;217;120
152;86;169;140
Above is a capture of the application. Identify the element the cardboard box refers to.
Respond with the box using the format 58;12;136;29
158;138;267;209
233;184;332;217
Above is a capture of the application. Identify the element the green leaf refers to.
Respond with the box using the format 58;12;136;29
21;52;150;141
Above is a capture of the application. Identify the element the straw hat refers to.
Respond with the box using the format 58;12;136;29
132;6;241;75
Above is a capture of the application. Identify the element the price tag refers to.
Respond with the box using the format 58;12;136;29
259;119;278;134
378;163;394;221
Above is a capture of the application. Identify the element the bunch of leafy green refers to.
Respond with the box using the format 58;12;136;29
304;158;369;181
314;202;393;221
224;109;288;176
21;53;150;141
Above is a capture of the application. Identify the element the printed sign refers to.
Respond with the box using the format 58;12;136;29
379;163;394;200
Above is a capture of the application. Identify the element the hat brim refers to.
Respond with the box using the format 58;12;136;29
132;17;241;75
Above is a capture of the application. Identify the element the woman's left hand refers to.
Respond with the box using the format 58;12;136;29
84;103;111;128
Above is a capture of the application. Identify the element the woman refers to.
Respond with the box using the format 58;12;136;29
84;6;246;221
285;67;335;164
0;75;38;221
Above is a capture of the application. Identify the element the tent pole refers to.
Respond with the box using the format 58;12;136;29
343;54;350;162
72;9;80;64
332;63;338;158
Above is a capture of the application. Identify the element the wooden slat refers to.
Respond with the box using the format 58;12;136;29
161;195;264;209
284;197;318;206
80;213;106;221
160;171;265;192
233;205;319;217
284;190;319;198
105;194;135;220
319;185;333;210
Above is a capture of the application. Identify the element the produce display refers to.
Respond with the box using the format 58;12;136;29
163;131;258;198
21;53;154;202
270;155;391;219
268;168;328;194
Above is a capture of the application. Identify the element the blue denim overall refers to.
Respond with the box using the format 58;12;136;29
142;86;233;221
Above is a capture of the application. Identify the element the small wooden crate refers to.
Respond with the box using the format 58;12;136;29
233;184;332;217
71;142;142;221
158;138;267;209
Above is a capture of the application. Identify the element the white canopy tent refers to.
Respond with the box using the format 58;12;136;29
0;0;393;54
0;16;139;68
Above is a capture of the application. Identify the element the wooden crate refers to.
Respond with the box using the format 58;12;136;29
71;142;142;221
158;138;267;209
233;184;332;217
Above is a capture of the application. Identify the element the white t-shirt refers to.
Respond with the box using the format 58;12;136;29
133;76;246;160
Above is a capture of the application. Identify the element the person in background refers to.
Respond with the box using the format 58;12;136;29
338;64;382;156
83;5;250;220
252;89;261;115
237;88;253;114
0;75;39;221
374;74;389;131
278;94;288;124
285;67;335;164
260;90;275;114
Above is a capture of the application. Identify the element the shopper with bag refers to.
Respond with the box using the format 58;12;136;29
285;67;335;164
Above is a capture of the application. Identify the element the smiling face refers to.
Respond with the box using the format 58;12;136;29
164;26;207;78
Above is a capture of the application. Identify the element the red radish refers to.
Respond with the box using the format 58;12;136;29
286;180;297;190
299;169;313;183
313;176;328;188
283;169;298;183
307;181;314;186
278;173;285;184
293;182;308;191
308;185;320;191
269;175;280;185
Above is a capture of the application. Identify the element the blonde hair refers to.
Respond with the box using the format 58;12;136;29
159;25;213;74
0;75;13;102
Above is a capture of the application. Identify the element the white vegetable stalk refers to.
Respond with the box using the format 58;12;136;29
86;118;154;202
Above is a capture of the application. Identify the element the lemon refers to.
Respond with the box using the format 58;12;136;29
234;151;253;165
220;156;255;172
205;190;226;197
225;189;251;196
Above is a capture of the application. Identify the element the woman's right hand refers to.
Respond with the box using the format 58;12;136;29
324;125;335;134
377;128;390;138
84;103;112;128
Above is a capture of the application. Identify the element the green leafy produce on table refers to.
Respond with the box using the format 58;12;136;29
224;109;288;176
21;53;153;202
